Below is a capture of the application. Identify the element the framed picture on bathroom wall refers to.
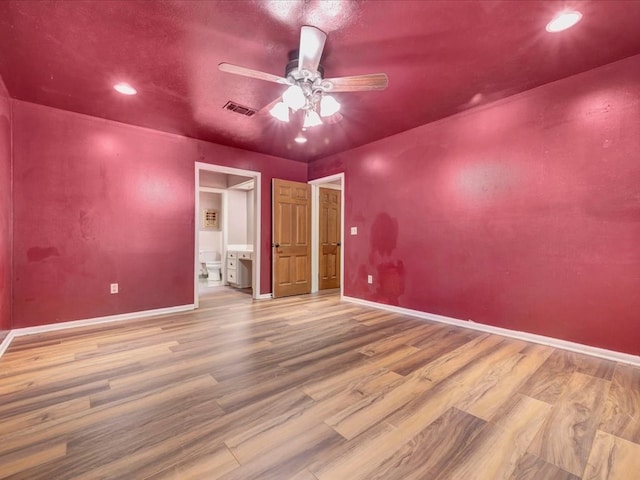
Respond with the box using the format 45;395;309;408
202;209;219;229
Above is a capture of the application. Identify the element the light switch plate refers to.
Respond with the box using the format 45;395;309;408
367;275;373;284
110;283;119;294
350;226;358;235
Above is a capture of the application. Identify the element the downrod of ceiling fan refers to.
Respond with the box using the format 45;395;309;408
285;50;324;79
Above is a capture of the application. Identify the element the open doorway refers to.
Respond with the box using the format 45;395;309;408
198;186;226;296
310;173;344;297
195;162;261;307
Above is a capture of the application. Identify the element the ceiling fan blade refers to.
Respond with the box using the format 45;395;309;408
260;97;281;112
322;73;389;92
218;63;289;85
298;26;327;74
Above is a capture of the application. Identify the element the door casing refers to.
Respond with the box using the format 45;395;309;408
194;162;262;307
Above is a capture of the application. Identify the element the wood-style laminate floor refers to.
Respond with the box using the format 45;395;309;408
1;288;639;479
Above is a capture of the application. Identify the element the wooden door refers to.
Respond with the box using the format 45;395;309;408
272;179;311;297
319;187;341;290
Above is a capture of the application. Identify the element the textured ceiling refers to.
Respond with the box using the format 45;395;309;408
1;0;639;162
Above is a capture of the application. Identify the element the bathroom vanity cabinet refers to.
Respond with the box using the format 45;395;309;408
226;250;252;288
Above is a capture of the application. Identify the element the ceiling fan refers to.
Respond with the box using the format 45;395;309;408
218;25;389;128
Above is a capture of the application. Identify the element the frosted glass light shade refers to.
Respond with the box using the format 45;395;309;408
320;95;340;117
282;85;306;110
269;102;290;122
303;109;323;128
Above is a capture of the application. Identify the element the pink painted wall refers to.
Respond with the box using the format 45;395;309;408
0;75;11;337
12;101;306;328
310;54;640;356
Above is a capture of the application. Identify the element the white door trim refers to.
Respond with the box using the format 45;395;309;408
309;173;345;298
195;162;262;306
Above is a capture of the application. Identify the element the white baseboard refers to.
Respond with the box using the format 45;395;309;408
0;304;195;360
343;296;640;367
4;296;637;368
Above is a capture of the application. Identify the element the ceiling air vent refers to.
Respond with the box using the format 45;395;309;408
223;101;256;117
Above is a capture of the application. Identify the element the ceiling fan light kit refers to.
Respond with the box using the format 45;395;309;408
219;25;388;133
278;62;338;127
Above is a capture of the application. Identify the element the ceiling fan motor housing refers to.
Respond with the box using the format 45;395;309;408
285;55;325;80
285;54;329;111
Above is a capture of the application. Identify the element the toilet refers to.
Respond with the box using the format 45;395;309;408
199;251;222;284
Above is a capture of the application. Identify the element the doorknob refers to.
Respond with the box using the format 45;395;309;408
273;242;280;248
337;242;341;246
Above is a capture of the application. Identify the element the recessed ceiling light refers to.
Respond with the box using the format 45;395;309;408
546;11;582;32
294;134;307;144
113;83;137;95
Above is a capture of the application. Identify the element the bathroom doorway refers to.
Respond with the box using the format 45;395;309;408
195;162;261;307
197;187;226;296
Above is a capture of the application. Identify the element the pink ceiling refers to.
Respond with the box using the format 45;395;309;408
1;1;639;162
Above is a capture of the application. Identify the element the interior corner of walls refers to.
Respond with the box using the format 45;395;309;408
0;330;14;359
9;96;14;331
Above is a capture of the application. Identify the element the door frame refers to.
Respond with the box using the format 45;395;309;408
194;162;262;307
309;173;345;297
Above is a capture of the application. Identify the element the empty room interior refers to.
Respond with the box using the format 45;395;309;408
1;1;640;478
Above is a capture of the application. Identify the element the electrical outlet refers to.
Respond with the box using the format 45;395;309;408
110;283;119;294
367;275;373;284
351;226;358;235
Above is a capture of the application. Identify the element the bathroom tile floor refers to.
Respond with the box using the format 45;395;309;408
198;278;222;295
